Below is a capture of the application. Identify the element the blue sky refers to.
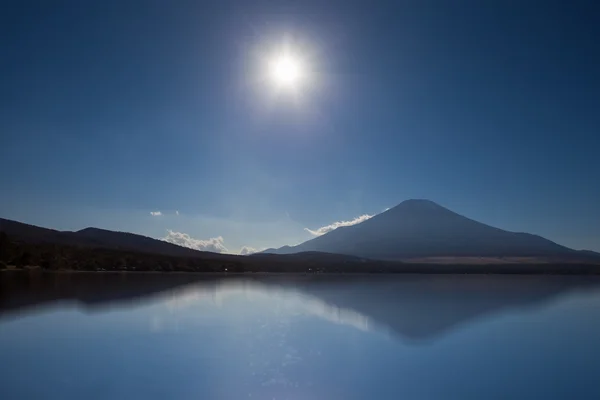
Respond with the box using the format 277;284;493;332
1;0;599;252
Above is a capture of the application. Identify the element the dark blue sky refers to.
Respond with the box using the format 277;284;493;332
1;0;599;252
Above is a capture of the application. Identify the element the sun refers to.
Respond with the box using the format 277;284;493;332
269;54;303;87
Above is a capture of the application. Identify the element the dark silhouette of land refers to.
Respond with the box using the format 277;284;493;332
2;272;599;341
2;199;599;275
0;218;213;258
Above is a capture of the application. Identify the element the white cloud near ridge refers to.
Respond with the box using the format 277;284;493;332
161;230;266;255
150;211;162;216
239;246;259;255
304;214;374;236
163;230;229;253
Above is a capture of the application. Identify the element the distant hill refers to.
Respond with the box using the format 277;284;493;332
0;218;210;258
264;199;598;262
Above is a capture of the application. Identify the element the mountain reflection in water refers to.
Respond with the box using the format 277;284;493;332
2;272;599;341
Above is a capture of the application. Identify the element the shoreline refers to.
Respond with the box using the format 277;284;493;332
3;266;600;276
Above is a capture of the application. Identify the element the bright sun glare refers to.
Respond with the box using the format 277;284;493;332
269;55;303;87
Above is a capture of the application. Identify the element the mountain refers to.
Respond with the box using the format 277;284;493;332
0;218;212;258
264;199;595;261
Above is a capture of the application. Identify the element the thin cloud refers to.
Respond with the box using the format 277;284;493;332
162;230;229;253
175;210;179;215
150;211;162;216
305;214;374;236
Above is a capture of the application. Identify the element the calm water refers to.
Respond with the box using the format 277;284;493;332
2;273;600;399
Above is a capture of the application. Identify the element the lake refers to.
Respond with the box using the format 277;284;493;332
1;272;600;399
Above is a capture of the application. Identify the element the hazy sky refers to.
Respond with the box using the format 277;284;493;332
1;0;599;252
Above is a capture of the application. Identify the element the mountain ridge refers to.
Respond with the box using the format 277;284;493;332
0;218;211;258
264;199;592;260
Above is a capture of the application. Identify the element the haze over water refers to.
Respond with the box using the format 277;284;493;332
1;274;600;399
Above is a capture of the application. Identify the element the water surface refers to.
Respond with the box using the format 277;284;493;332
1;273;600;399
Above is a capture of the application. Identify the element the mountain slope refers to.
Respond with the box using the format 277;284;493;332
265;199;585;260
0;218;212;258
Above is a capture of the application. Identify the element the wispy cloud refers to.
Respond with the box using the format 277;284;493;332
305;214;374;236
239;246;259;255
162;230;229;253
150;211;162;216
175;210;179;216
